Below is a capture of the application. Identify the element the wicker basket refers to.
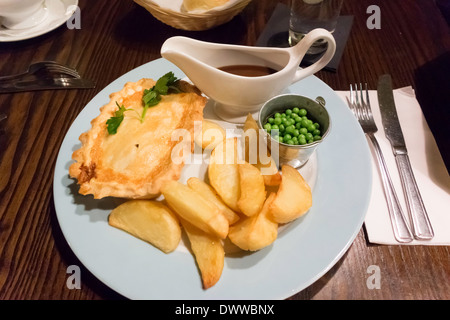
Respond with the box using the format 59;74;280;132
134;0;252;31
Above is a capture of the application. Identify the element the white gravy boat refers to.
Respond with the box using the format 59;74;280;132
161;28;336;123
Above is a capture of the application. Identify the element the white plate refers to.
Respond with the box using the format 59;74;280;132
0;0;78;42
53;58;372;300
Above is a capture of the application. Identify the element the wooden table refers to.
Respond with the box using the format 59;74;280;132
0;0;449;300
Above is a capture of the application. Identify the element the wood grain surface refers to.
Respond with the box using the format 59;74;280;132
0;0;449;300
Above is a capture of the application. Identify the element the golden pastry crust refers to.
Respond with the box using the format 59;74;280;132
69;78;207;199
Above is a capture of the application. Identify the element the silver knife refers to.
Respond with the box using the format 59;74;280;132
377;74;434;240
0;77;95;93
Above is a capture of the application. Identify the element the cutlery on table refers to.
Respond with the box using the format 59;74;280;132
347;83;414;243
0;77;96;93
377;74;434;240
0;61;80;82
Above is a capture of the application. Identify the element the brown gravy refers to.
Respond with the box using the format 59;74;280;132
218;64;278;77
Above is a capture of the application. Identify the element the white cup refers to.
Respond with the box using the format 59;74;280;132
0;0;47;30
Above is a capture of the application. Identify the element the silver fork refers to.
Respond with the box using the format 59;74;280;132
0;61;80;82
0;76;95;93
348;83;414;243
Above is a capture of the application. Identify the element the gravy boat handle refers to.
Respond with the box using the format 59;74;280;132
289;28;336;83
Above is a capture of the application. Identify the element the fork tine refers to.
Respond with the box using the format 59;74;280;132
363;83;374;120
357;83;365;120
365;83;370;106
43;62;80;78
359;82;372;122
349;84;355;112
353;83;363;120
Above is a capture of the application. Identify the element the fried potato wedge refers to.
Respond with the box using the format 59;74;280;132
243;113;281;186
228;193;278;251
108;200;181;253
269;165;312;223
187;177;240;225
237;161;266;217
208;138;241;212
194;119;226;151
181;218;224;289
161;180;229;239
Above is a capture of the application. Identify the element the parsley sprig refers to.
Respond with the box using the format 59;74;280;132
106;72;181;135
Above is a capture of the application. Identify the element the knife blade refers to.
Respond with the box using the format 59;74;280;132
377;74;434;240
0;77;95;93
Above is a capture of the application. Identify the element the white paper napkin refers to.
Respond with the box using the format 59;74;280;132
336;87;450;245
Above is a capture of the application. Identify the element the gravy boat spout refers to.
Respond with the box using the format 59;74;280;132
161;28;336;123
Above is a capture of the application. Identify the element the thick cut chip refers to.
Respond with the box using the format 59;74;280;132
69;78;207;199
228;193;278;251
187;177;240;225
208;138;241;212
181;218;224;289
269;165;312;223
194;119;226;151
243;113;281;186
237;161;266;217
108;200;181;253
161;180;229;239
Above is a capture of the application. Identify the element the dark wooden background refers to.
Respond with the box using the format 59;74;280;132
0;0;449;300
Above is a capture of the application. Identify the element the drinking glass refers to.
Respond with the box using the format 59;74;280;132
289;0;343;55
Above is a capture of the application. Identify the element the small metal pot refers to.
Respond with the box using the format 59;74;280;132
258;94;331;168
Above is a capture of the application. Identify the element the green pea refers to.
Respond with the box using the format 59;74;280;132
301;119;309;128
264;123;272;131
271;124;279;131
285;125;296;134
274;112;282;118
292;129;300;137
286;109;292;116
293;107;300;114
313;135;322;141
299;108;307;116
282;118;290;127
283;134;292;142
286;139;294;145
268;117;275;124
274;117;282;125
314;122;320;129
298;136;307;145
292;136;299;144
307;123;316;132
299;127;308;135
278;124;285;132
313;129;321;136
295;122;302;129
306;132;313;140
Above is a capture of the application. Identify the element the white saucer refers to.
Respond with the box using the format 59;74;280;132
0;0;78;42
